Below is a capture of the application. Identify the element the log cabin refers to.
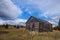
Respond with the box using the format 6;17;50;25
26;16;53;32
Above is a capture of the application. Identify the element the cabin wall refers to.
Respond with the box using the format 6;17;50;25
26;22;39;31
26;22;52;32
26;17;53;32
33;22;39;31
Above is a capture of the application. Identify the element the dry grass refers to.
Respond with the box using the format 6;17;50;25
0;28;60;40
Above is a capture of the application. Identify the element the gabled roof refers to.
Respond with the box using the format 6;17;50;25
26;16;52;24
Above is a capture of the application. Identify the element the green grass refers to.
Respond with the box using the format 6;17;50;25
0;28;60;40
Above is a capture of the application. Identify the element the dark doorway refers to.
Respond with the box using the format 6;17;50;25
32;23;34;31
39;23;43;32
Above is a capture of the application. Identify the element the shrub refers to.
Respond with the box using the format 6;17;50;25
5;24;8;29
57;26;60;30
16;26;19;29
54;26;60;30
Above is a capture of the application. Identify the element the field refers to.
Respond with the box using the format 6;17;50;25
0;28;60;40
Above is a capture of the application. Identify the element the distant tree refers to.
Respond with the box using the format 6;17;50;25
57;26;60;30
14;25;16;28
20;26;26;28
2;24;5;28
54;27;57;30
58;19;60;26
16;25;19;29
57;19;60;30
5;24;8;29
54;26;60;30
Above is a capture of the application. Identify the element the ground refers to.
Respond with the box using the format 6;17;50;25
0;28;60;40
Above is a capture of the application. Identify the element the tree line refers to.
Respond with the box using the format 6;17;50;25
54;20;60;30
0;24;25;29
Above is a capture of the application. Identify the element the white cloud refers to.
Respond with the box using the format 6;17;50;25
13;19;27;24
12;19;27;26
48;16;59;27
25;8;29;12
0;19;5;25
0;18;27;26
28;11;32;14
48;21;57;27
0;0;22;19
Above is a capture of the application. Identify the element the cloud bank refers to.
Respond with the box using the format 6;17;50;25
0;18;27;26
0;0;22;19
4;19;27;26
0;19;5;25
0;0;25;26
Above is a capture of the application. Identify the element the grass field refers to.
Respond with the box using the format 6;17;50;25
0;28;60;40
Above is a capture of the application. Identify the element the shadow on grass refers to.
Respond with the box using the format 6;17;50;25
0;31;9;35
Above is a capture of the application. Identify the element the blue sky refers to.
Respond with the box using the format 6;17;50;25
0;0;60;26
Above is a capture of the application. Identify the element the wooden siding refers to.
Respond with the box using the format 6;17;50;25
26;16;53;32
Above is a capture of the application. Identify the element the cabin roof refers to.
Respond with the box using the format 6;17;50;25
26;16;52;24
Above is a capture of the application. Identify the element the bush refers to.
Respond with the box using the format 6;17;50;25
20;26;26;28
5;24;8;29
54;26;60;30
54;27;57;30
14;25;16;28
16;26;19;29
57;26;60;30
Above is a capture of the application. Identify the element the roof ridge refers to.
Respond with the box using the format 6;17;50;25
30;16;51;24
26;16;51;24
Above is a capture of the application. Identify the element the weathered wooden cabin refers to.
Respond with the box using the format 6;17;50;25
26;16;53;32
